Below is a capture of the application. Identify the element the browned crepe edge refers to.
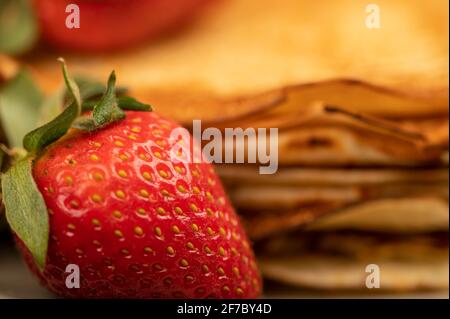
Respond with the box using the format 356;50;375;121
242;196;449;240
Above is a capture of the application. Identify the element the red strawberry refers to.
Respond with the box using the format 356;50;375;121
33;0;214;52
19;110;261;298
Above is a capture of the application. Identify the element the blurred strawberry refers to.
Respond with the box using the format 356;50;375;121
32;0;215;52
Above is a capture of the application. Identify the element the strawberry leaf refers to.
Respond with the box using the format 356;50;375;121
115;96;152;111
0;69;44;148
81;100;98;111
0;0;38;55
92;71;125;127
22;59;81;152
74;75;128;101
59;58;81;110
23;101;79;152
2;157;49;271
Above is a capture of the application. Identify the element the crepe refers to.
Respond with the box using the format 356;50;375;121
257;232;449;290
227;155;449;290
221;167;449;211
261;256;449;291
229;185;448;211
194;103;448;167
216;166;450;187
221;108;448;166
21;0;448;121
243;197;449;239
306;198;449;233
217;164;448;238
15;1;449;170
242;165;449;290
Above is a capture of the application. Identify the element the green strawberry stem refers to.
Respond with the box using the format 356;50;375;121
1;58;152;271
92;71;125;127
22;59;81;153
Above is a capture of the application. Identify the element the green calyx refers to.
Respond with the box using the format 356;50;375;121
23;58;151;152
72;71;125;131
0;58;152;271
22;59;82;153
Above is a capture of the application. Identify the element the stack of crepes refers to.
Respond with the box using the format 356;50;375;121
20;0;448;292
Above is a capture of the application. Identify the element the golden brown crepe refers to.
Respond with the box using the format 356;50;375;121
220;159;448;291
218;164;448;238
208;104;448;166
22;0;448;121
261;256;449;291
217;166;450;186
241;197;449;240
259;241;449;291
257;231;448;291
14;0;449;170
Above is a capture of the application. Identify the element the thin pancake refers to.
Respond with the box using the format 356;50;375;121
216;166;449;186
243;197;449;239
24;0;448;119
258;232;448;290
229;183;448;211
259;255;449;291
306;197;449;233
208;105;448;166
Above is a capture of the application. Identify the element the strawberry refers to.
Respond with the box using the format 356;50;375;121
32;0;214;52
1;60;261;298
